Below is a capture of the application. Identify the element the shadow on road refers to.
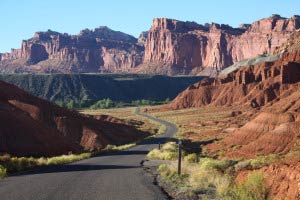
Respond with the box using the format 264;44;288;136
138;137;176;145
13;164;139;176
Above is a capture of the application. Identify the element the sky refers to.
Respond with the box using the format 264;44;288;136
1;0;300;52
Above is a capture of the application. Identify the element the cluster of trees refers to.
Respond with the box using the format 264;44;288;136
89;98;125;109
131;98;170;106
56;97;171;110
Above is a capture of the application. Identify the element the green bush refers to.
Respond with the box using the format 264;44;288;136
147;142;179;160
234;154;279;171
225;172;268;200
0;165;6;178
199;158;236;172
184;153;198;163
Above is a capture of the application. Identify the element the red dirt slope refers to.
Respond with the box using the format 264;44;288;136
0;81;146;157
166;51;300;109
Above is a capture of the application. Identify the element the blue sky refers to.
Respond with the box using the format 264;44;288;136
1;0;299;52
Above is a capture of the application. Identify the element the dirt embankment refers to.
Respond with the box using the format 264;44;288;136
0;81;147;157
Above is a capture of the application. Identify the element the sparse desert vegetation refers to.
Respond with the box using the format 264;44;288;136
147;106;250;141
145;106;274;199
156;156;269;199
0;153;92;174
81;106;165;135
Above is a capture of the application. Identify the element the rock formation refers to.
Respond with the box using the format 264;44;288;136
0;27;144;73
0;80;146;157
159;24;300;200
165;50;300;109
0;15;299;75
141;15;300;75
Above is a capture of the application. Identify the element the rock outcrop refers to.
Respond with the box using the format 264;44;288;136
166;50;300;109
0;80;146;157
141;15;300;75
1;15;299;75
0;27;144;73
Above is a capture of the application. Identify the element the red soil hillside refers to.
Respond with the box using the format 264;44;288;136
0;81;146;157
166;51;300;109
155;27;300;200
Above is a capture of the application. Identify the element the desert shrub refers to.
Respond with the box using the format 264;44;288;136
249;154;279;169
104;143;136;151
225;172;268;200
0;165;6;178
199;158;236;172
157;124;167;135
234;154;279;171
189;169;232;197
158;164;189;189
234;160;252;171
147;142;179;160
184;153;198;163
161;142;177;151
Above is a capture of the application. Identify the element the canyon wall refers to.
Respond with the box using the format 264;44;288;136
142;15;300;75
0;27;144;73
1;15;299;74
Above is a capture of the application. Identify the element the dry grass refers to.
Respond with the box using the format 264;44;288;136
104;143;136;151
0;153;92;174
0;165;6;178
148;106;235;140
81;107;162;135
147;142;179;160
157;158;268;199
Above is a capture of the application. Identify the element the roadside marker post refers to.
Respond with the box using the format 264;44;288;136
178;139;182;175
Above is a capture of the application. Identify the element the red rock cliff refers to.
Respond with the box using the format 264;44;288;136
142;15;300;75
0;27;144;73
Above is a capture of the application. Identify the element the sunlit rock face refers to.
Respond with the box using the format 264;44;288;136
142;15;300;75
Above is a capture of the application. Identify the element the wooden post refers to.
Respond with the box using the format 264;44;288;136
178;139;182;175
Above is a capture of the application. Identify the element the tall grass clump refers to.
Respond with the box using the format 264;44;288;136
147;142;179;160
155;156;269;199
104;143;136;151
184;153;198;163
0;165;6;178
225;172;268;200
189;158;235;197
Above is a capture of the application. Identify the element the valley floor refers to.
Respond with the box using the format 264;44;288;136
0;108;177;200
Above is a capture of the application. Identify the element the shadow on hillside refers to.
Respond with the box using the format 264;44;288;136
182;138;219;155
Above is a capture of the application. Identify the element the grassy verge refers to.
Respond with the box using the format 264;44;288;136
147;142;271;199
0;142;140;179
156;159;268;200
0;153;92;176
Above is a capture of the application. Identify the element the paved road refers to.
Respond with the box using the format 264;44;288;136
0;108;178;200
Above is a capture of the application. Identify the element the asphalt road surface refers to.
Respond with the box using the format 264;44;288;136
0;107;178;200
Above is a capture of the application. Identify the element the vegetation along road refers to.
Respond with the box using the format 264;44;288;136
0;107;178;200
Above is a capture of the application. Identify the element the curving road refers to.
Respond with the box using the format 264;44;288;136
0;107;178;200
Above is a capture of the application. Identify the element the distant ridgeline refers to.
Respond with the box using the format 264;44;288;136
0;74;204;108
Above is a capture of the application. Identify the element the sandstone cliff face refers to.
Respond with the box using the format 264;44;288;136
1;15;299;74
142;15;300;75
0;27;144;73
